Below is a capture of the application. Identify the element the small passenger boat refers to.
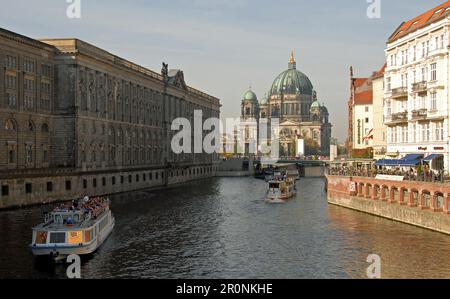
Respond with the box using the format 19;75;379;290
265;174;296;204
30;196;115;262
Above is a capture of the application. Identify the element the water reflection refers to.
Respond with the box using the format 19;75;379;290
0;177;449;279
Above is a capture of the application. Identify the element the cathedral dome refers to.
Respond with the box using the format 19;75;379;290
269;51;314;96
243;89;258;102
311;100;321;109
260;94;268;105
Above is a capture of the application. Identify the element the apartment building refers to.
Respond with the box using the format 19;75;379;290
384;1;450;171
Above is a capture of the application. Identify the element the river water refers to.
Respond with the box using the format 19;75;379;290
0;177;449;279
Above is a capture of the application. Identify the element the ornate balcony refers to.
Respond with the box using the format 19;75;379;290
411;109;428;120
386;111;408;124
391;87;408;99
412;81;427;93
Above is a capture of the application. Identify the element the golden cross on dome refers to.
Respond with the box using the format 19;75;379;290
289;50;295;64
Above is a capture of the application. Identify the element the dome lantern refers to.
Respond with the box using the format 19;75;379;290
288;50;296;70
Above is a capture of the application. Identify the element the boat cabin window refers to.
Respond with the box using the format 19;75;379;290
49;232;66;244
35;231;47;244
85;229;92;242
269;183;280;189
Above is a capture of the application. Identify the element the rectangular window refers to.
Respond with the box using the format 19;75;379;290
24;59;36;73
43;150;48;163
430;63;437;81
5;55;17;69
386;77;391;91
25;183;32;194
430;92;437;111
136;174;139;182
41;82;51;94
49;232;66;244
93;178;97;188
83;179;87;189
5;75;17;89
421;67;427;82
8;149;15;164
401;73;408;87
149;172;153;180
65;180;72;191
102;177;106;186
6;93;17;107
47;182;53;192
112;177;116;186
1;185;9;197
128;175;132;183
41;64;51;77
25;95;35;110
26;149;33;164
120;176;124;184
24;78;36;91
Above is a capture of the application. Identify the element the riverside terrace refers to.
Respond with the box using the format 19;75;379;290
327;166;445;183
328;154;446;183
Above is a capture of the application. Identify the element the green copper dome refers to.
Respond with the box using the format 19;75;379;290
270;52;314;96
243;89;258;102
270;68;314;96
260;93;268;105
311;101;320;109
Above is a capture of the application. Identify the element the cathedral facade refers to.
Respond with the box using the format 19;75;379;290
240;52;332;157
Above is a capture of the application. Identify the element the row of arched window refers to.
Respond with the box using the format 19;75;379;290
3;119;49;133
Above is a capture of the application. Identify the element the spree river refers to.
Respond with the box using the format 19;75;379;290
1;177;450;279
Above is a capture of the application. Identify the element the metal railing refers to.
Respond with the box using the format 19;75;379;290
327;167;445;184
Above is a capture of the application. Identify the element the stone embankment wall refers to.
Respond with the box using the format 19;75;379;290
326;175;450;235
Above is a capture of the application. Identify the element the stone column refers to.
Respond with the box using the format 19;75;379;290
365;185;371;199
380;187;387;201
372;186;378;200
389;188;396;204
419;192;428;210
408;190;416;207
430;194;439;212
399;189;406;205
358;184;364;198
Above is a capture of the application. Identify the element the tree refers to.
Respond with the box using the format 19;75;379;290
304;138;321;156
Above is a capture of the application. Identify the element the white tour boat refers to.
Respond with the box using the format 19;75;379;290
30;196;115;262
265;174;297;204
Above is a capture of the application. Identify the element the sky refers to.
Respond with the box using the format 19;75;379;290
0;0;447;142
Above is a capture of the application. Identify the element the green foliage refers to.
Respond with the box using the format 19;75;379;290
304;138;321;156
352;148;373;159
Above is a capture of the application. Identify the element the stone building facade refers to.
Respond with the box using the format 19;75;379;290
384;1;450;171
0;28;221;209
